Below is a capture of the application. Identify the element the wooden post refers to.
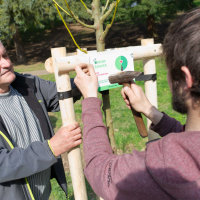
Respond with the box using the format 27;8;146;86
51;47;88;200
141;39;160;141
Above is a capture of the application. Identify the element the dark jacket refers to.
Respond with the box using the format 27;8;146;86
0;72;81;200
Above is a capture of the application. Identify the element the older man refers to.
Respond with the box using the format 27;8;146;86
0;41;82;200
74;8;200;200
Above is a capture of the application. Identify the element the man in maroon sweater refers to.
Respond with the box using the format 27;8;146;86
75;8;200;200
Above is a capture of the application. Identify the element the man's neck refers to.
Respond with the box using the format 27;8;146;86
185;109;200;132
0;86;10;94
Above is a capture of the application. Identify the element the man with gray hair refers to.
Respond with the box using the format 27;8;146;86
0;40;83;200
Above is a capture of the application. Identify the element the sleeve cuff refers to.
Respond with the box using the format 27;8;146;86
47;140;56;157
150;112;175;137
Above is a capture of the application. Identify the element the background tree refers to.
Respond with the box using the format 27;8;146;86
0;0;43;62
129;0;195;38
130;0;163;37
0;0;89;63
164;0;195;16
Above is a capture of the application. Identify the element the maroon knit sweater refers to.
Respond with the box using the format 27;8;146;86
82;97;200;200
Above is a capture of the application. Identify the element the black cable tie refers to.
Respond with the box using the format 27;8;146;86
135;72;157;82
58;88;81;100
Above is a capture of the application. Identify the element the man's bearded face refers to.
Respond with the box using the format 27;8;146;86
172;83;188;114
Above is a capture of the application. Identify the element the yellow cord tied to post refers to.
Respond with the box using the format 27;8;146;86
54;2;88;54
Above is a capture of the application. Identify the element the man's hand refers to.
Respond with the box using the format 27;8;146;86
121;81;163;125
49;122;82;157
74;64;98;99
121;81;152;115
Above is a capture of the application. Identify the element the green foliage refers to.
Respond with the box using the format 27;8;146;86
130;0;163;21
164;0;195;16
131;0;195;20
194;0;200;6
100;0;196;25
0;0;91;43
0;0;44;40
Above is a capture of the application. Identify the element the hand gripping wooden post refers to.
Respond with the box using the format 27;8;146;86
50;47;88;200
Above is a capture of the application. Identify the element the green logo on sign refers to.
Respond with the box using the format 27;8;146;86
115;56;128;71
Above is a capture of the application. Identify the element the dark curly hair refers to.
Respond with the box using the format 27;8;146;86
163;8;200;99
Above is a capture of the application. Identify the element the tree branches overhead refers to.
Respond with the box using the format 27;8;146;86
100;1;117;23
64;0;95;29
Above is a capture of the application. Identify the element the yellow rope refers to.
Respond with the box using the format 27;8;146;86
55;4;88;54
110;0;119;26
53;0;72;17
80;0;88;10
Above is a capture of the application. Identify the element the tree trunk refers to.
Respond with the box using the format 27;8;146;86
43;15;46;25
102;90;117;154
6;39;12;50
13;26;27;63
51;14;57;29
147;14;157;38
92;0;117;154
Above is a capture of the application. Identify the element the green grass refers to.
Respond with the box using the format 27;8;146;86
50;174;96;200
14;62;45;73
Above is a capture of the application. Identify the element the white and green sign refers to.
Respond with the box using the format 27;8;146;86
89;50;134;91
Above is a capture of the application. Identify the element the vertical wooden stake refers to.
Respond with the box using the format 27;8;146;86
141;39;160;141
102;91;117;154
51;47;88;200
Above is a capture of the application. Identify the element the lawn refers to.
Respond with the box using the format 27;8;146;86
14;62;45;73
38;57;186;200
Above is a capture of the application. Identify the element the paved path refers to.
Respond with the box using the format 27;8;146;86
22;70;50;76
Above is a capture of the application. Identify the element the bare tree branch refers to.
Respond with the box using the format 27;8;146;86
72;11;96;29
100;24;111;42
102;0;110;14
65;0;96;29
80;0;92;15
100;1;117;23
87;8;92;15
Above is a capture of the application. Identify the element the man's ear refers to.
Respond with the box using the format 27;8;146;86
181;66;193;90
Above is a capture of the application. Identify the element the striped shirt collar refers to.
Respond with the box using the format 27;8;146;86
0;86;11;98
